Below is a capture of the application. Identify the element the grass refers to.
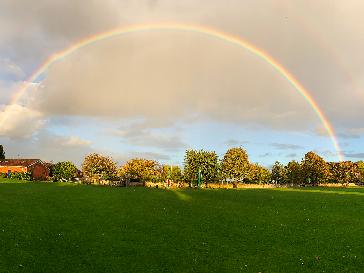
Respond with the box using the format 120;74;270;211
0;179;363;272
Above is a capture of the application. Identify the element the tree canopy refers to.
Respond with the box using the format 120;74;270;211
183;149;219;184
221;147;250;183
118;159;162;182
52;161;78;181
301;151;330;185
82;153;117;181
0;145;5;160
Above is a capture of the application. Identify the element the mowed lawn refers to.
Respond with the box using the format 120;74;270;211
0;180;363;273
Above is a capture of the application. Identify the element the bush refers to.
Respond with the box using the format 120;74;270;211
10;172;32;181
52;161;78;182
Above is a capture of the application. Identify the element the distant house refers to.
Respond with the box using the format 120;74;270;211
0;159;50;180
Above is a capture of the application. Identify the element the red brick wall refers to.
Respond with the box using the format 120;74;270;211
30;164;49;180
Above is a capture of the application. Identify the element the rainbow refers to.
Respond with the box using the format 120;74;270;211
0;23;344;161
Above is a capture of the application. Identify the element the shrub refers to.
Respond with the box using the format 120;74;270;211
10;172;32;181
52;161;78;182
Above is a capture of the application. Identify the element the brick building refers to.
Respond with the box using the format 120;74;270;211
0;159;50;180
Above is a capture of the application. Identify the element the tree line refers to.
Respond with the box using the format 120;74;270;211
1;144;363;186
50;148;364;186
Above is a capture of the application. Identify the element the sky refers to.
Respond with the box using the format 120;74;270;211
0;0;364;167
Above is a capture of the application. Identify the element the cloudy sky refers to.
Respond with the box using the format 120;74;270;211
0;0;363;167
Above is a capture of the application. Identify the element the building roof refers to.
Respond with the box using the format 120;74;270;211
0;159;42;167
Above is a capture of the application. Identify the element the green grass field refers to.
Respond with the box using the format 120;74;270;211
0;180;363;272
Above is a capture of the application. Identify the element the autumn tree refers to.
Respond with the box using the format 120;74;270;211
183;150;219;184
248;163;271;184
0;145;5;160
118;159;162;182
221;147;250;183
271;161;287;184
286;160;302;185
356;161;364;183
328;161;360;185
301;151;329;186
82;153;117;181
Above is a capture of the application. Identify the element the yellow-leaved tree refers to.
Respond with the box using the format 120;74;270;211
118;159;162;183
82;153;117;182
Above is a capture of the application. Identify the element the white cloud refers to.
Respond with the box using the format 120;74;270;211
0;104;45;138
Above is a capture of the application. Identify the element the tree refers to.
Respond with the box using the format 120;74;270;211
221;147;250;183
51;161;78;181
118;159;162;182
248;163;271;184
161;165;183;182
286;160;302;185
328;161;360;185
356;161;364;184
301;151;329;186
0;145;5;160
271;161;287;184
82;153;117;181
183;150;219;185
